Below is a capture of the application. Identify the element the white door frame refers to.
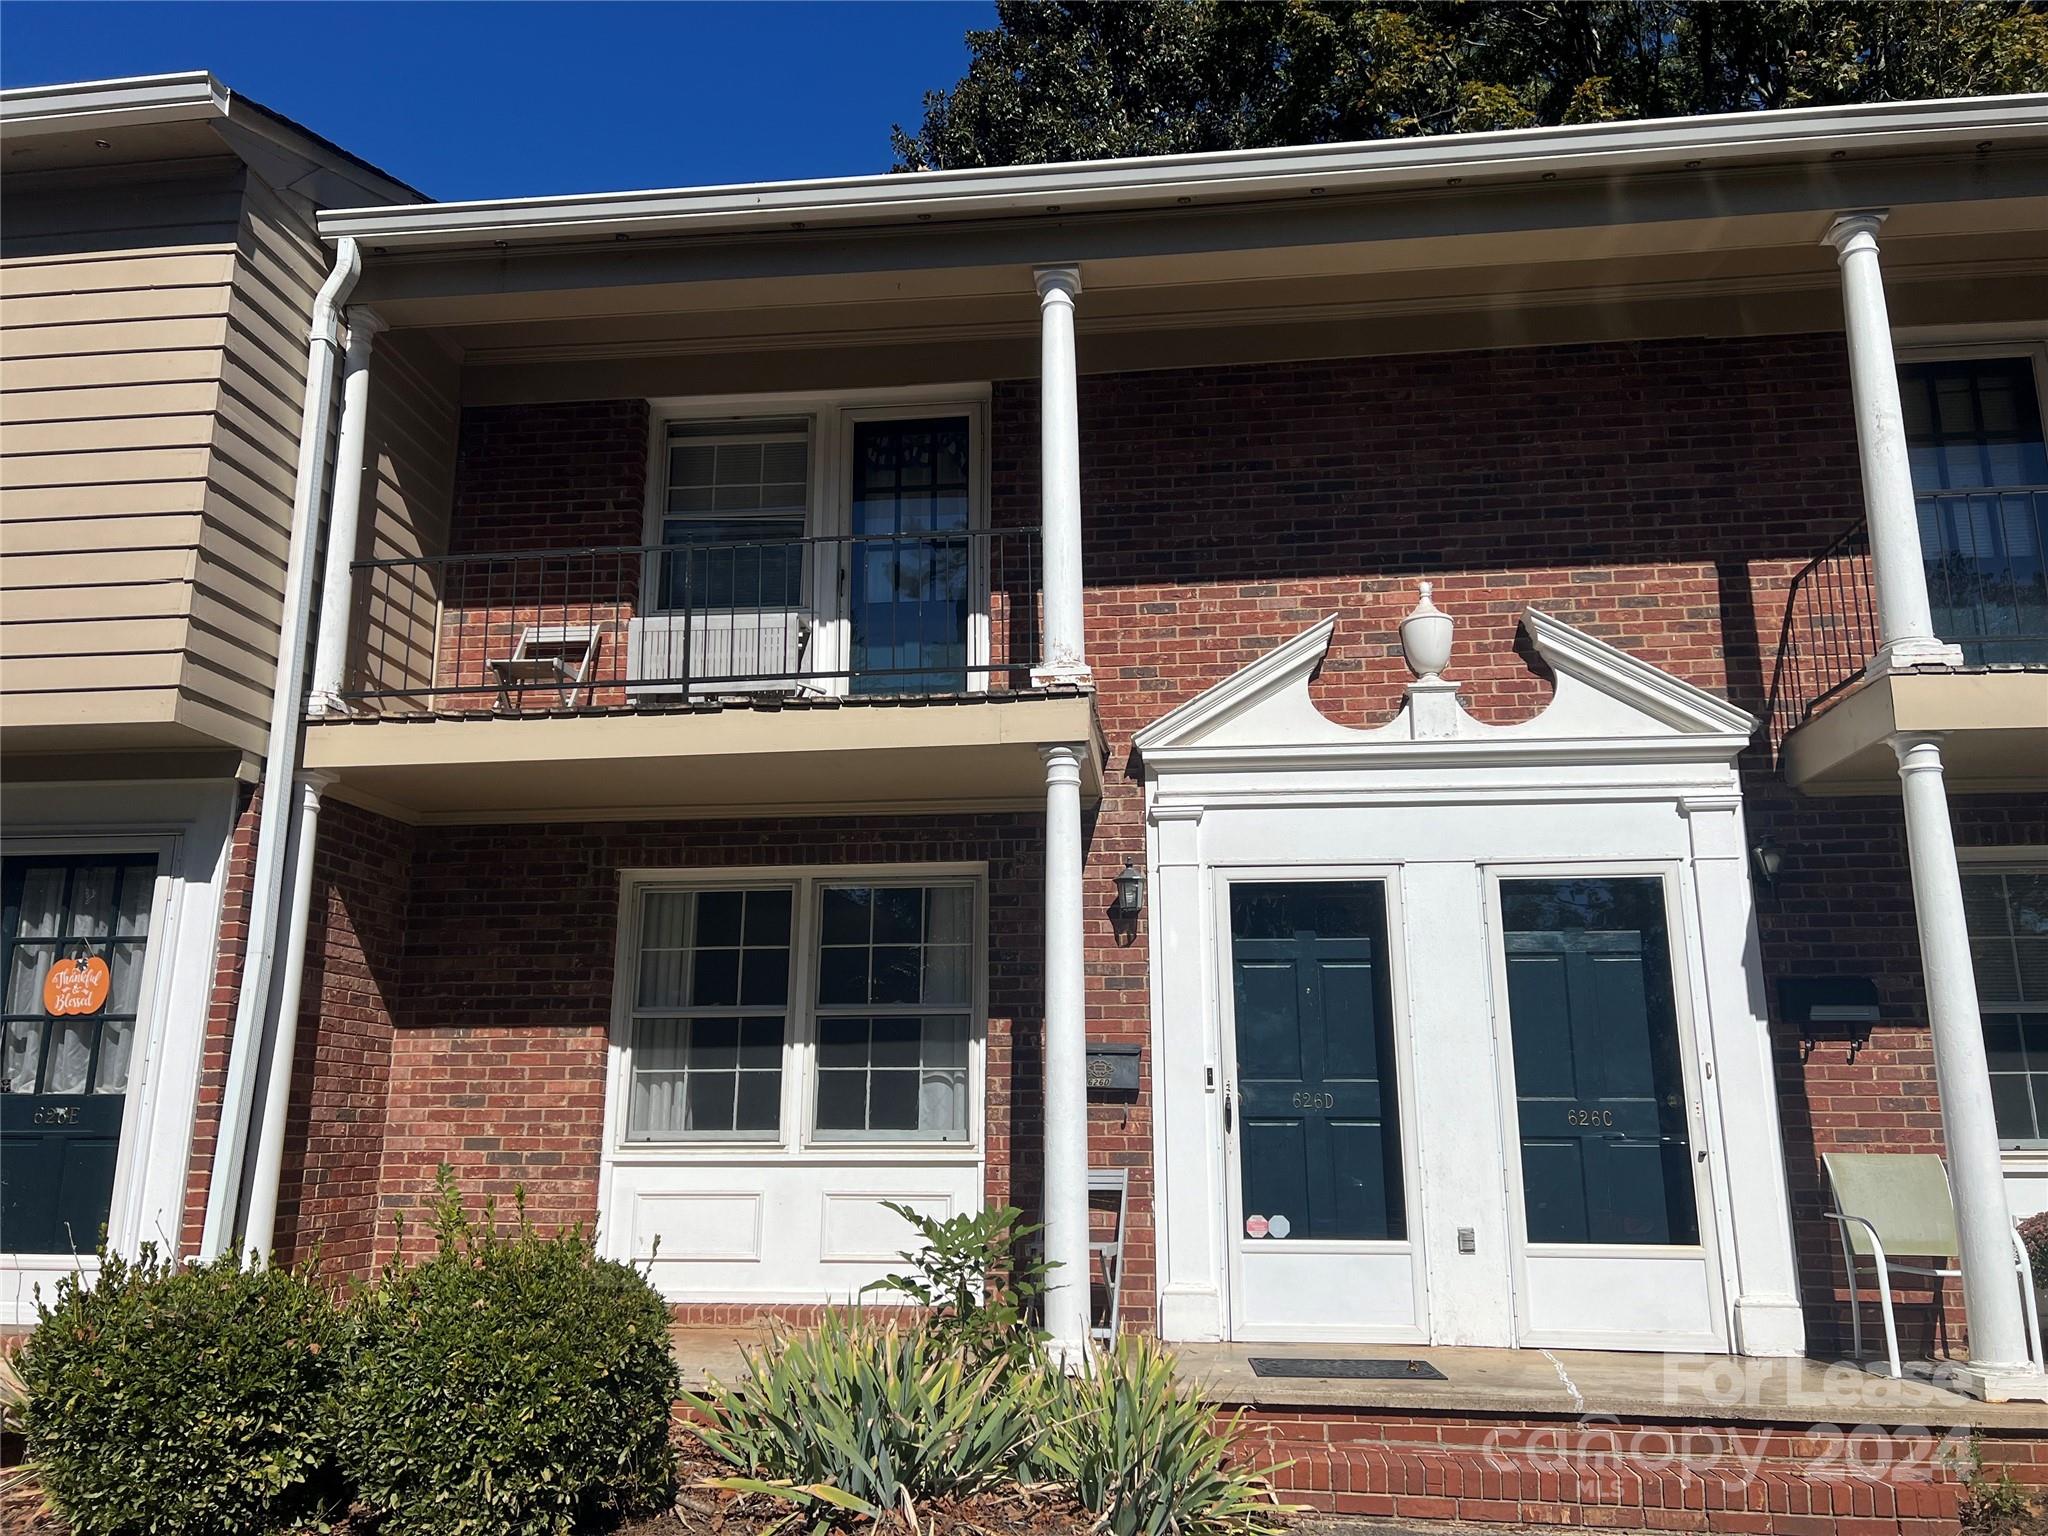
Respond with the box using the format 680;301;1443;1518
2;778;238;1324
1482;859;1730;1353
1211;862;1429;1343
1134;607;1807;1355
641;386;993;695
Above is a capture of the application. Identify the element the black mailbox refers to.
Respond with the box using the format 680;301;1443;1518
1085;1041;1141;1093
1777;976;1882;1053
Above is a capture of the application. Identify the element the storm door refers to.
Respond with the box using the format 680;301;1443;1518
1;855;156;1256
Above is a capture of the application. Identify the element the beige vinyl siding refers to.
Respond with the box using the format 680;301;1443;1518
0;165;240;747
0;159;356;755
182;170;325;747
346;329;458;704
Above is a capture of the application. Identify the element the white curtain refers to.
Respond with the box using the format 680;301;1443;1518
916;1016;969;1138
4;868;62;1094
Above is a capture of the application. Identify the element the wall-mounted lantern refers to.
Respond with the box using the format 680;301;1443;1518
1113;859;1146;917
1750;833;1786;890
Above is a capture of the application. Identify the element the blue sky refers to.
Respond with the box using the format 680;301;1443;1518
1;1;993;200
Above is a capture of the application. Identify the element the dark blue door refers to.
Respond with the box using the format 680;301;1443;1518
1499;876;1699;1247
1229;881;1404;1242
2;856;156;1256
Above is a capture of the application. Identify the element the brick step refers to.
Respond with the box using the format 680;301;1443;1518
1242;1432;1969;1536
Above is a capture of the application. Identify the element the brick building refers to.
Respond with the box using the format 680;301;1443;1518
8;83;2048;1516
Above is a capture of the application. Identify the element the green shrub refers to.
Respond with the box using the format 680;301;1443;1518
1032;1336;1290;1536
337;1170;680;1536
687;1310;1042;1528
17;1245;347;1535
862;1201;1049;1366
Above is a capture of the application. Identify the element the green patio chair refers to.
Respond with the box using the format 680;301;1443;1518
1822;1151;2043;1378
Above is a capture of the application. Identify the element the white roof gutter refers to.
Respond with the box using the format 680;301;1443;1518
319;93;2048;251
0;69;227;134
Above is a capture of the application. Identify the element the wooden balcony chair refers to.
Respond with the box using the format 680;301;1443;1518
1822;1151;2043;1378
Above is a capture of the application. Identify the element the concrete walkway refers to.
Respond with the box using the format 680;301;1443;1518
671;1326;2048;1428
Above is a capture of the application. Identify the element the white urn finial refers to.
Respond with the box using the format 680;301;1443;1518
1400;580;1454;681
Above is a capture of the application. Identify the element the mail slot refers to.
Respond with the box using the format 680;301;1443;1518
1085;1041;1141;1094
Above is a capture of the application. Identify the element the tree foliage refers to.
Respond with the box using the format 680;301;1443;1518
892;1;2048;170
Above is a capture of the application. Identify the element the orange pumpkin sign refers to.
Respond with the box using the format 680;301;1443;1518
43;954;110;1017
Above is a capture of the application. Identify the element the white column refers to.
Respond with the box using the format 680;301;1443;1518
1041;743;1091;1359
310;309;385;713
1892;735;2043;1398
1033;266;1089;687
1823;212;1963;674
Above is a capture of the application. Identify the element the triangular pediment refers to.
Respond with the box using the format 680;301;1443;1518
1133;607;1755;768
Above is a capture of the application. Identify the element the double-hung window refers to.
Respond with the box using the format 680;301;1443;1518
813;884;973;1141
627;887;793;1140
1965;863;2048;1147
620;872;981;1150
657;420;811;614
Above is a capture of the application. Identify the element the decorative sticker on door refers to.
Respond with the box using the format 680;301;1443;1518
1245;1215;1269;1238
1266;1213;1292;1239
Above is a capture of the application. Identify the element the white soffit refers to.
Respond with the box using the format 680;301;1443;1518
1133;607;1756;772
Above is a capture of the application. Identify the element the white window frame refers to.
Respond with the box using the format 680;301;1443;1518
640;386;993;696
606;862;988;1168
1959;846;2048;1152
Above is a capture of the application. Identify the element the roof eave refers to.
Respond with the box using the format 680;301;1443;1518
317;92;2048;251
0;70;227;135
0;70;424;206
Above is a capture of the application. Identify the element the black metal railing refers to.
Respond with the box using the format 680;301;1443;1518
333;527;1042;715
1917;487;2048;666
1766;487;2048;745
1765;520;1879;747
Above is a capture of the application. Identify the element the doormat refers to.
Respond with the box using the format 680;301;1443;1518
1246;1357;1447;1381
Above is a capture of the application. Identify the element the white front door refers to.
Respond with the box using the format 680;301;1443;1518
1488;869;1727;1352
1218;874;1426;1342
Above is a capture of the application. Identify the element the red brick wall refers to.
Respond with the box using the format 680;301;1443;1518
271;800;416;1275
272;332;2045;1351
435;399;652;706
368;814;1044;1269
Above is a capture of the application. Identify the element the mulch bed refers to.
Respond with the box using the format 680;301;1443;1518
0;1440;1101;1536
614;1442;1098;1535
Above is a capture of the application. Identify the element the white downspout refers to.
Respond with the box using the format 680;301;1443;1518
199;236;362;1260
236;772;329;1254
240;308;382;1256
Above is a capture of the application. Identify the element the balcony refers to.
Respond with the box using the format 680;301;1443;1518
1771;489;2048;793
301;527;1104;821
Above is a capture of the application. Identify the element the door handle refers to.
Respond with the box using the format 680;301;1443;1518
1223;1086;1234;1134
